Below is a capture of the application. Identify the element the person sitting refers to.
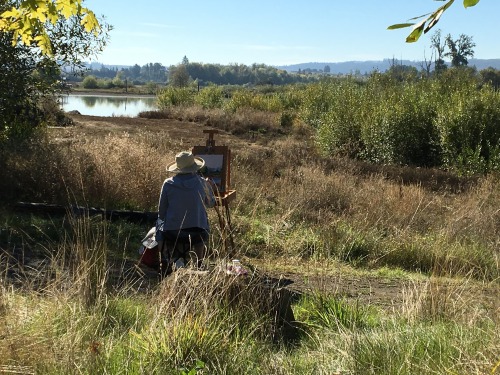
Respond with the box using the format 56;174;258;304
156;151;216;270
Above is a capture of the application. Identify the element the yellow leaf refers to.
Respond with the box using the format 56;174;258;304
48;9;58;24
1;9;21;19
35;9;47;23
81;11;100;33
34;32;53;55
56;0;82;18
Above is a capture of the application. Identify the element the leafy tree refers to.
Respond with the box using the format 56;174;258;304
0;32;43;140
445;33;475;67
139;63;167;83
0;0;101;55
130;64;141;79
0;0;110;140
387;61;419;82
82;75;98;89
388;0;480;42
480;67;500;89
169;64;191;87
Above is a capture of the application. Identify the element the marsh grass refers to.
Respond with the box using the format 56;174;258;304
294;292;377;331
1;97;499;372
0;212;498;374
1;118;498;279
348;321;497;375
0;216;295;373
230;137;499;279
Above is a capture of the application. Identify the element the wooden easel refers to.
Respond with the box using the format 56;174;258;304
192;130;236;256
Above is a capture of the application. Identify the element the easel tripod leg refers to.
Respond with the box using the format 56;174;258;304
225;204;235;257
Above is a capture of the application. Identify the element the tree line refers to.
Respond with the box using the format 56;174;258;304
77;58;320;87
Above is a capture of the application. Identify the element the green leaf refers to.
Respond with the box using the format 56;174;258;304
387;23;414;30
406;20;425;43
463;0;480;7
442;0;456;11
407;12;432;21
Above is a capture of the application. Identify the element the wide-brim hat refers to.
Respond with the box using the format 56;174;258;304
166;151;205;174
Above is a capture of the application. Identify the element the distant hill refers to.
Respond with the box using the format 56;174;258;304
85;62;131;70
468;59;500;71
276;58;500;74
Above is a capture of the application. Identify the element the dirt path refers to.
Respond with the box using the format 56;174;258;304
53;114;254;150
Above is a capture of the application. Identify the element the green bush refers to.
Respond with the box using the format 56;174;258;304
297;80;339;129
157;87;195;108
194;85;225;109
315;80;365;158
361;83;441;166
436;85;500;175
97;78;114;89
308;74;500;173
82;75;98;89
222;89;279;113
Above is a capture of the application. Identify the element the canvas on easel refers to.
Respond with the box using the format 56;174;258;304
192;130;234;202
196;153;225;193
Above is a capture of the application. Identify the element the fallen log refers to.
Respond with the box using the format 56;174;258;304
13;202;157;224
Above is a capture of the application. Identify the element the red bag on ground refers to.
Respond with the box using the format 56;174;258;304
138;227;161;269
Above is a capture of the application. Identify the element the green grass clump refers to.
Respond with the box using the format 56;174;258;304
294;292;378;331
349;321;498;375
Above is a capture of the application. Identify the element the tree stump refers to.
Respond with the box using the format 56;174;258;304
155;265;301;345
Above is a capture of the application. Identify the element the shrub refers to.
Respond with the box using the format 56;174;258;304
362;83;441;166
224;89;284;113
97;78;114;89
314;80;365;158
194;85;225;109
297;80;339;129
82;75;98;89
157;87;195;108
436;85;500;174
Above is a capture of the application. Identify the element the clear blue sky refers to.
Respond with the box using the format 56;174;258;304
84;0;499;67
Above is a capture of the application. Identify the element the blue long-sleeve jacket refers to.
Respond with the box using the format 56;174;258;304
158;173;216;231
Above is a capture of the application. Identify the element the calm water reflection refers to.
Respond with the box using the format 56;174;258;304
61;94;157;117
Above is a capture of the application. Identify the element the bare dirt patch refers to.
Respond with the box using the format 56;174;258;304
53;114;256;150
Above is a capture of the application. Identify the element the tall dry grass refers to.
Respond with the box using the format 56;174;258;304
0;213;299;373
1;91;499;373
231;136;499;279
1;119;498;279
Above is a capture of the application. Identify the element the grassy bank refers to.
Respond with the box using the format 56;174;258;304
1;84;499;372
0;209;498;374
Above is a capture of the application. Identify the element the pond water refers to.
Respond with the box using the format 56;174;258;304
61;94;158;117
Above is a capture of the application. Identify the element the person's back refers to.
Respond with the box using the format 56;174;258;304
156;151;215;269
159;173;213;231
